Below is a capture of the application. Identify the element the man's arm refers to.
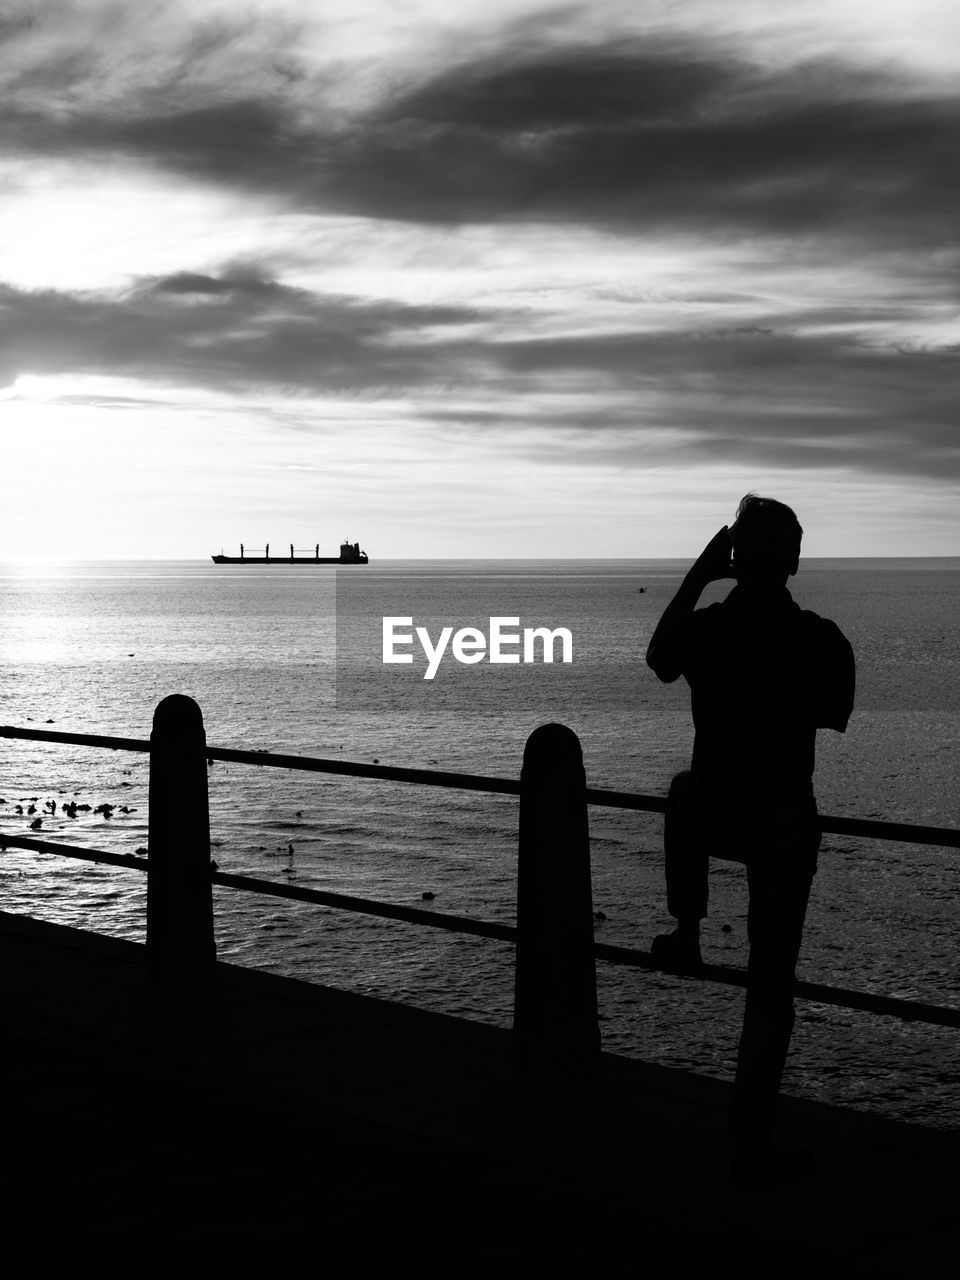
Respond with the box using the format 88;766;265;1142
815;622;856;731
646;527;735;681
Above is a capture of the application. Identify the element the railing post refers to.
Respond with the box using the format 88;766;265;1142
514;722;599;1093
146;694;216;985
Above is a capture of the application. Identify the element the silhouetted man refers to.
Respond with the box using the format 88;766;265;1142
645;494;855;1169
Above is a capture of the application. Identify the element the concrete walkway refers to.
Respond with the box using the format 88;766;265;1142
1;909;958;1275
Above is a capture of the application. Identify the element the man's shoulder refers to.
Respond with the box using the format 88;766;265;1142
719;591;852;655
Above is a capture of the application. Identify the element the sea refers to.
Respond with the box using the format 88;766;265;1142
1;558;959;1131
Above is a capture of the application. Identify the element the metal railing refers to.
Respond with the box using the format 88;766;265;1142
2;698;960;1079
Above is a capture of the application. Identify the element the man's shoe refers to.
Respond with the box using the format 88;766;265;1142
650;931;704;974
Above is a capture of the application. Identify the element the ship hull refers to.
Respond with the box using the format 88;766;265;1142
211;555;367;565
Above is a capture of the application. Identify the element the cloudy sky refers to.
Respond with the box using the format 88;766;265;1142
1;0;958;559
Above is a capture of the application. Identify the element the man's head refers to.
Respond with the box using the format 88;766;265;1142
730;494;802;585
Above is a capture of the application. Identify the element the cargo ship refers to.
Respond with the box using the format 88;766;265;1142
211;540;368;565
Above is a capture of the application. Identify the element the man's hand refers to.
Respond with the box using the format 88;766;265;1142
690;526;735;585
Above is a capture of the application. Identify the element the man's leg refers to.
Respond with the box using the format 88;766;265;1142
652;771;708;969
730;867;813;1148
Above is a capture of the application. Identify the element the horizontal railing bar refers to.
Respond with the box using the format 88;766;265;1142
0;726;151;753
205;746;523;796
0;833;149;872
3;724;959;848
0;726;522;797
816;814;960;847
0;835;515;939
790;979;960;1028
585;788;667;813
5;834;960;1030
585;789;960;847
209;869;518;942
593;944;960;1028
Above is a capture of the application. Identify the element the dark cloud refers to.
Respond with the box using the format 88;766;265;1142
434;326;960;482
393;44;732;130
3;33;957;243
151;272;240;296
0;268;486;395
147;267;288;298
3;268;957;482
335;47;959;238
